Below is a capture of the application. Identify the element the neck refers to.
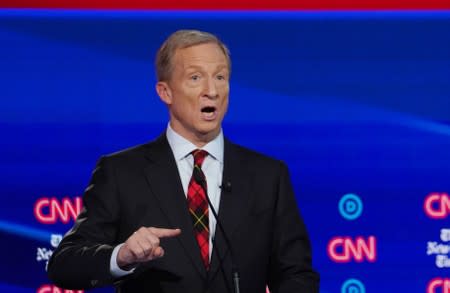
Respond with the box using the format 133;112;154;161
169;122;220;148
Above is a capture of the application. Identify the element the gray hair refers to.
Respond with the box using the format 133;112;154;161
155;29;231;81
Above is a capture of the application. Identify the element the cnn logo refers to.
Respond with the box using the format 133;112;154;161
427;278;450;293
327;236;377;263
37;284;83;293
424;193;450;219
34;197;82;224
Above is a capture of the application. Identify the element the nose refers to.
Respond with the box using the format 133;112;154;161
203;76;219;99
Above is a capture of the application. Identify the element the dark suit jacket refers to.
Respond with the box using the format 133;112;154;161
48;134;319;292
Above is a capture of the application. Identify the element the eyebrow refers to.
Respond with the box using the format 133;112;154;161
184;64;229;71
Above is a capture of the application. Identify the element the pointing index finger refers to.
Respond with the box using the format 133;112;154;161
149;227;181;238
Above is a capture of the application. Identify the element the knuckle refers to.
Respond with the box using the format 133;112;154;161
143;242;152;251
130;248;140;259
130;245;141;254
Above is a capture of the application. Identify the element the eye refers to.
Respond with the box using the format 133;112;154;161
190;74;200;81
216;74;226;81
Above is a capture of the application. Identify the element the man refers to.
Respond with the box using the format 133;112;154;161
48;29;319;293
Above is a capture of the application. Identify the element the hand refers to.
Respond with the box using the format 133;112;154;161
117;227;181;269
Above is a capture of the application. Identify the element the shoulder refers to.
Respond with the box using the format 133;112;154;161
98;134;167;167
226;139;289;173
104;143;150;160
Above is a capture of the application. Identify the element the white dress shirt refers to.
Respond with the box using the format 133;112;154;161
110;125;224;277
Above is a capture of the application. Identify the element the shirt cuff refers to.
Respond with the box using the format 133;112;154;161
110;243;135;278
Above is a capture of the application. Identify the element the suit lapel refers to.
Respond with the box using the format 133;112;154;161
209;139;252;279
142;134;207;279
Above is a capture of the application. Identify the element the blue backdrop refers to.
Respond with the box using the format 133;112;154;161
1;10;449;293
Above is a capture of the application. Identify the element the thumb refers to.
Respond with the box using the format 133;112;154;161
153;247;165;259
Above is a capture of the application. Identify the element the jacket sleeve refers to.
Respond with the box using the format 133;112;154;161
47;156;121;290
267;161;320;293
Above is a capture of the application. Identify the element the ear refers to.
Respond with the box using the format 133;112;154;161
156;81;173;105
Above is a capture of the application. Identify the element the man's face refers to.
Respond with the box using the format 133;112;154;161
157;42;230;146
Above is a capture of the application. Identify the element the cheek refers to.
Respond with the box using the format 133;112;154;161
173;88;198;107
221;88;229;107
218;83;229;98
222;99;229;113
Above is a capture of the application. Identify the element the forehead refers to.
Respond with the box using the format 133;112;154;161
173;42;228;70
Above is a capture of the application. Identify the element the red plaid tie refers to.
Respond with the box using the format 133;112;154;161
187;149;209;269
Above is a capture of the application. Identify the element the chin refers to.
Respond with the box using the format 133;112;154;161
196;125;220;138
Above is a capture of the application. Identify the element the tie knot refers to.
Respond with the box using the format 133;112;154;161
192;149;208;167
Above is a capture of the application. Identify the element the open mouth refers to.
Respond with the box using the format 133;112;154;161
201;106;217;120
201;106;216;113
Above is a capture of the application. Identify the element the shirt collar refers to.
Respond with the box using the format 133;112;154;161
166;124;224;163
